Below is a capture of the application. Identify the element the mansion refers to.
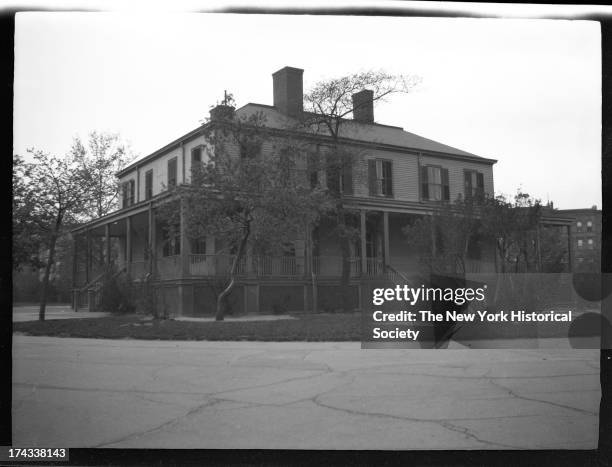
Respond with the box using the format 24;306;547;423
71;66;574;316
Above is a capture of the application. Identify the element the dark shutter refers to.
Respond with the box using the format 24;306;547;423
145;170;153;200
476;172;484;199
191;147;201;163
326;161;340;194
368;159;377;196
122;182;128;208
129;180;135;205
168;158;177;187
464;170;472;198
382;160;393;197
420;166;429;200
441;168;450;201
342;159;353;195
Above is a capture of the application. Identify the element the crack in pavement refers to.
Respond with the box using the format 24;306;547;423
93;398;223;448
310;393;522;449
486;378;598;416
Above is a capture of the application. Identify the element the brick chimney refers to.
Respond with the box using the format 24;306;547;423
352;89;374;124
273;66;303;118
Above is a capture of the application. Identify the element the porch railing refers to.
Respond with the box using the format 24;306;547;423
186;255;386;278
157;255;182;279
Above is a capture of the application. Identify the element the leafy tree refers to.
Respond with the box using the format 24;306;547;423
13;132;133;319
70;131;134;218
12;155;43;271
301;71;420;309
481;192;543;273
15;150;96;320
402;195;481;274
157;108;329;320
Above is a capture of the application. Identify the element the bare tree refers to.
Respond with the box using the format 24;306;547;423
301;70;421;309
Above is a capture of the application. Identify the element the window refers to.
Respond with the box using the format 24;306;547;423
420;165;449;201
121;179;135;208
239;136;262;159
167;157;177;188
576;221;583;232
191;238;206;255
145;170;153;200
577;239;583;249
368;159;393;197
191;146;203;178
162;229;180;257
464;170;484;199
326;155;353;195
308;147;320;189
587;220;593;232
588;238;594;249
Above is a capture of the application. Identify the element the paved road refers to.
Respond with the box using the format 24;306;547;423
12;336;600;449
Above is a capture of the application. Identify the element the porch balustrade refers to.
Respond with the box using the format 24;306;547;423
157;255;182;279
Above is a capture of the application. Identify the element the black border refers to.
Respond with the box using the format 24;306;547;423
3;4;611;466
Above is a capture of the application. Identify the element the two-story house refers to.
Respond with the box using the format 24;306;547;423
71;66;499;316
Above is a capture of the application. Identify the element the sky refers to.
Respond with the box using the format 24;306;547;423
13;10;601;209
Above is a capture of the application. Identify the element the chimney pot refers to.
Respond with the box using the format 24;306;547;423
273;66;304;118
352;89;374;124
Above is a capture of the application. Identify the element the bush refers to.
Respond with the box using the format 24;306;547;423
96;269;135;314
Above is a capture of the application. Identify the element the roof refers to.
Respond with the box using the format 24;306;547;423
117;102;496;177
236;104;496;162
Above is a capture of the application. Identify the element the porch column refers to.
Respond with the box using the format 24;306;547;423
535;224;542;272
360;209;367;276
383;211;390;268
105;224;111;266
72;233;78;310
567;224;573;272
148;204;155;274
126;216;132;275
85;229;90;284
180;198;190;277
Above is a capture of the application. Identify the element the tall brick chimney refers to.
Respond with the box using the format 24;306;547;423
273;66;303;118
352;89;374;124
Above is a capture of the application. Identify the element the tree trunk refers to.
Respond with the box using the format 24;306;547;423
215;224;250;321
39;228;59;321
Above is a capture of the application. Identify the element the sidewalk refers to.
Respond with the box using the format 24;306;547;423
12;304;110;322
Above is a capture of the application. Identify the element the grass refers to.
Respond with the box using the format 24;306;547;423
13;313;364;341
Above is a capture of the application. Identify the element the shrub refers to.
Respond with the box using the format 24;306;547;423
96;269;135;314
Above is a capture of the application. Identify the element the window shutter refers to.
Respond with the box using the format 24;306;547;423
342;159;353;195
368;160;377;196
192;147;201;163
420;165;429;200
326;159;340;194
476;172;484;199
441;168;450;201
464;170;472;197
122;183;128;208
129;180;135;205
168;158;177;187
383;160;393;197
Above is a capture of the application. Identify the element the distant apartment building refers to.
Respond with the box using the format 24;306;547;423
558;207;601;271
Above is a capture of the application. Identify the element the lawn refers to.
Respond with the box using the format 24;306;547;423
13;313;364;341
